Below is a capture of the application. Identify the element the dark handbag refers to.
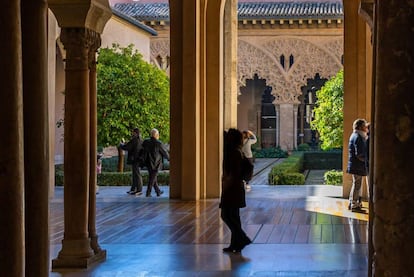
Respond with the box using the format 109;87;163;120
241;156;254;182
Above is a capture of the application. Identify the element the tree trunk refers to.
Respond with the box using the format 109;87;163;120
117;146;124;172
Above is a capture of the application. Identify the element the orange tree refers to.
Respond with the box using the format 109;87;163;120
311;70;343;150
97;44;170;170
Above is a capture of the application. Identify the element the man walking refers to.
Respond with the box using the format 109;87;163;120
142;128;169;197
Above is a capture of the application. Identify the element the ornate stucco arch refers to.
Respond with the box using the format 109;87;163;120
238;36;343;104
150;39;170;73
238;36;343;149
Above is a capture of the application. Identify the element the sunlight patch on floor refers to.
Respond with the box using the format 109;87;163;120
305;196;369;221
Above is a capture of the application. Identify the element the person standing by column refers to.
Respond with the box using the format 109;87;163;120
220;128;252;253
96;152;103;194
347;119;369;212
120;127;144;196
142;128;170;197
241;130;257;190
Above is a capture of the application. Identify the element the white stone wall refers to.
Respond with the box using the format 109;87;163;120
102;16;153;62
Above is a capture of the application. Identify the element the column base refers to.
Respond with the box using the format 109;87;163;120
52;249;106;269
52;238;106;269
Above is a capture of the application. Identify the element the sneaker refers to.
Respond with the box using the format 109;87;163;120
127;190;137;195
134;191;143;196
351;203;363;212
157;190;164;197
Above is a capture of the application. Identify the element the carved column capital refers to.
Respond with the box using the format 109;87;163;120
88;34;101;71
60;28;100;70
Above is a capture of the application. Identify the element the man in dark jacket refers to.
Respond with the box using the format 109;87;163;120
142;128;169;197
120;127;144;195
347;119;369;211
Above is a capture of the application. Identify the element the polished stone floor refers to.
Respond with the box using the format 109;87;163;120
49;159;368;276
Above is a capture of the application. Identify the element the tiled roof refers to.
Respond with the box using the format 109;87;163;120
114;1;343;21
238;2;343;20
112;8;158;35
115;3;169;21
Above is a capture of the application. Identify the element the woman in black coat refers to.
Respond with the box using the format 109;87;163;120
220;128;252;253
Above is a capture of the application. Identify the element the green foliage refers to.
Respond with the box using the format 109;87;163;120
268;152;305;185
297;143;311;151
97;44;170;146
280;173;305;185
311;70;343;150
253;146;288;158
324;170;343;185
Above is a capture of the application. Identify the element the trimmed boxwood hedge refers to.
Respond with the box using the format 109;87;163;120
55;170;170;186
253;146;288;158
268;152;305;185
303;150;342;169
101;156;170;172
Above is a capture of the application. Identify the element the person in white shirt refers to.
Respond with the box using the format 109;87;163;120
241;130;257;190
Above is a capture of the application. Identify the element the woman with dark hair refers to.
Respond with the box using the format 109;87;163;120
220;128;252;253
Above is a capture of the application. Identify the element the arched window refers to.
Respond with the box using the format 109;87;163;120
289;54;294;68
280;55;285;69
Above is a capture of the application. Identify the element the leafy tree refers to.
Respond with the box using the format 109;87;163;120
97;44;170;170
311;70;343;150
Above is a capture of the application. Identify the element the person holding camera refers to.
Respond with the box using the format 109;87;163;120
241;130;257;190
120;127;144;196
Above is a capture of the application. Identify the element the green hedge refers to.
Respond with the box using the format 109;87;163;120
303;150;342;169
101;156;170;172
55;170;170;186
324;170;343;185
297;143;311;151
268;152;305;185
253;146;288;158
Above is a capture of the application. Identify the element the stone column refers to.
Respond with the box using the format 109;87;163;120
88;42;106;259
21;0;50;276
169;0;183;199
48;10;58;198
278;103;295;150
342;0;370;198
223;0;238;130
293;104;298;148
52;28;97;268
0;1;25;276
205;0;223;198
372;1;414;275
275;105;280;147
169;0;201;200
